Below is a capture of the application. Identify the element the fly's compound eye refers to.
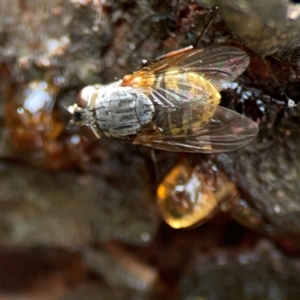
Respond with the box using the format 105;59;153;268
73;85;103;140
76;85;98;108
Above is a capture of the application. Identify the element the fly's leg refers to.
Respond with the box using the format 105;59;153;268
193;6;218;47
264;58;298;111
150;149;159;184
153;46;194;62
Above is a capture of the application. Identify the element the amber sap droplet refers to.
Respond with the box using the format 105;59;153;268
157;164;218;229
6;80;63;150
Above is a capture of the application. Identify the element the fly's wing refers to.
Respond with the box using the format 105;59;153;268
124;45;250;91
133;105;259;153
124;45;257;153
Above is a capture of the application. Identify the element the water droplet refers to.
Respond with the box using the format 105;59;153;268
141;232;150;242
17;107;24;114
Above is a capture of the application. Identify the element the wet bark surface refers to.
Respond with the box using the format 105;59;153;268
1;0;300;299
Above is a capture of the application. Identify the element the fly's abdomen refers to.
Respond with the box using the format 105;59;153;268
150;72;221;136
95;87;154;137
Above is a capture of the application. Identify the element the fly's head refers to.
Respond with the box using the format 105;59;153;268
68;85;104;139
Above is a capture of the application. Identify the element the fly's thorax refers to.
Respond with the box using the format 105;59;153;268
94;86;155;138
77;81;122;110
69;82;123;139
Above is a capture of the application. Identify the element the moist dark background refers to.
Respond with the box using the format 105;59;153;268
1;0;300;299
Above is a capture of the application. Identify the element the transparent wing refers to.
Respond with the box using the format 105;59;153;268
123;45;250;91
123;45;256;153
133;106;259;153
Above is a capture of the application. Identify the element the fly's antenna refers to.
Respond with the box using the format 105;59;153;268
193;6;218;47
